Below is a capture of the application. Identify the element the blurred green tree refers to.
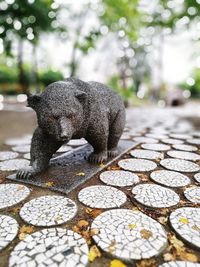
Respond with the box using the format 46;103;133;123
0;0;60;95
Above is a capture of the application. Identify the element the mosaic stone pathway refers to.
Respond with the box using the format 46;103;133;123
0;106;200;267
9;228;89;267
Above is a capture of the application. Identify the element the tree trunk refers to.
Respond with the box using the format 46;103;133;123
17;40;30;96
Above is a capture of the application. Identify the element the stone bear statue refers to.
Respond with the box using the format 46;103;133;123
17;78;125;179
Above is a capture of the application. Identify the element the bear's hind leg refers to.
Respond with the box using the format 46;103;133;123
108;109;125;158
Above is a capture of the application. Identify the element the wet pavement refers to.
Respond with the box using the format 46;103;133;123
0;102;200;267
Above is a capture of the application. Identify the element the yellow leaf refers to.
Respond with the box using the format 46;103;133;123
18;225;35;240
90;228;99;236
108;240;116;253
110;259;127;267
77;220;89;229
88;245;101;262
76;172;85;176
45;181;54;187
11;207;20;214
180;252;198;262
128;223;137;229
99;163;105;168
85;208;102;218
163;252;175;261
158;216;168;225
140;229;153;239
179;217;189;224
136;259;156;267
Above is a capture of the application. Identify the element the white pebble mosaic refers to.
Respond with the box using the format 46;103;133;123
0;184;30;209
78;185;127;209
9;228;89;267
0;159;30;171
170;207;200;249
160;159;200;173
20;196;77;226
167;150;200;161
141;143;170;151
0;151;19;161
118;158;157;172
0;215;18;251
150;170;190;187
130;149;163;160
172;144;198;152
132;184;180;208
99;170;139;187
184;187;200;204
91;209;167;260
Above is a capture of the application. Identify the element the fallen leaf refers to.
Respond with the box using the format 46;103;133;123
179;217;189;224
140;229;153;239
128;223;137;229
99;163;105;168
179;252;198;262
11;207;20;214
136;259;156;267
85;208;102;218
88;245;101;262
90;228;99;236
192;225;200;232
45;181;54;187
108;240;116;253
17;185;25;191
18;225;35;240
158;216;168;225
77;220;89;229
110;259;127;267
163;252;176;261
76;172;85;176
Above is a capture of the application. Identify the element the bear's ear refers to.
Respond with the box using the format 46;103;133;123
74;90;87;102
27;95;41;109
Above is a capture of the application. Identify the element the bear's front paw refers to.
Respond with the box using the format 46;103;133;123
88;152;107;164
17;166;38;179
108;148;119;158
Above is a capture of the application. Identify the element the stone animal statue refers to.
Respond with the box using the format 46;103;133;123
17;78;125;179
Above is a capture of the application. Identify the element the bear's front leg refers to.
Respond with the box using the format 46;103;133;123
17;127;62;179
86;130;108;164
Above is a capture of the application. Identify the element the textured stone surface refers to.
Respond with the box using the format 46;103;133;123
150;170;191;187
17;78;125;179
130;149;163;160
161;138;184;145
0;184;30;209
118;158;157;172
170;207;200;249
68;138;88;147
78;185;127;208
20;196;77;226
133;137;158;144
9;228;89;267
167;150;200;161
172;144;198;152
132;184;180;208
5;136;31;146
0;151;19;161
187;138;200;145
12;145;30;153
99;170;139;187
0;159;30;171
194;173;200;183
0;215;18;251
141;143;170;151
160;159;200;172
91;209;167;260
170;134;192;140
184;187;200;204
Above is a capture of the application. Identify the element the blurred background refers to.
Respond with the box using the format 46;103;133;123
0;0;200;108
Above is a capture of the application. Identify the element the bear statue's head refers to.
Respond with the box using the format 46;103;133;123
27;81;87;142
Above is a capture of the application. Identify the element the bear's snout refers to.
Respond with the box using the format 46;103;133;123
59;117;73;142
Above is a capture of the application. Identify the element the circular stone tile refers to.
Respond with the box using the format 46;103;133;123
170;134;192;140
133;137;158;144
0;184;30;209
68;138;87;147
194;173;200;183
145;133;168;139
184;187;200;204
9;228;89;267
187;138;200;145
130;149;163;160
150;170;191;187
0;215;18;251
12;145;30;153
20;196;77;226
160;159;200;173
99;170;139;187
0;159;30;171
5;137;31;146
141;143;170;151
167;150;200;161
23;153;30;160
118;159;157;172
0;151;19;161
91;209;167;260
172;144;198;152
78;185;127;209
132;184;179;208
170;207;200;249
161;138;184;145
159;261;200;267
